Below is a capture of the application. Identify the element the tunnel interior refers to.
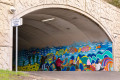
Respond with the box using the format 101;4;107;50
13;8;113;71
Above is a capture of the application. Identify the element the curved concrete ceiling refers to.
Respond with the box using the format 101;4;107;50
16;8;110;50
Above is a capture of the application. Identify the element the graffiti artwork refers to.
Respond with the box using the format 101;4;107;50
17;40;113;71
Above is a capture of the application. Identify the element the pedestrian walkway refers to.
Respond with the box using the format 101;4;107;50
27;71;120;80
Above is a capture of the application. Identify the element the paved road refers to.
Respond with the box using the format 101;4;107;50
27;71;120;80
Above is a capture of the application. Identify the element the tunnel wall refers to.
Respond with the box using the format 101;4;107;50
17;40;113;71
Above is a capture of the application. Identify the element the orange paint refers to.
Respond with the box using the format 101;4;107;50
75;48;77;52
69;60;73;64
96;45;101;49
105;61;113;71
83;65;96;71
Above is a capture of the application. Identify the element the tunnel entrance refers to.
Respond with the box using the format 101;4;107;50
13;8;113;71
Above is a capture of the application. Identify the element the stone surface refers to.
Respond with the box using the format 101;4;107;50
0;0;14;5
0;2;13;70
0;47;12;70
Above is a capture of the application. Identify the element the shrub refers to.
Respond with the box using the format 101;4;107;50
105;0;120;8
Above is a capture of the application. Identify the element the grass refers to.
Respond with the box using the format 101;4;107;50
0;69;27;80
105;0;120;8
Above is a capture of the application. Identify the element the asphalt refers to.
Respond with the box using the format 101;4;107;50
27;71;120;80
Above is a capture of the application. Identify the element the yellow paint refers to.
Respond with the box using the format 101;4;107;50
79;60;82;63
49;60;53;63
55;51;58;55
89;47;91;50
104;66;106;68
77;56;80;61
82;56;88;58
18;63;40;71
74;60;75;63
65;48;67;52
48;58;52;61
83;64;86;66
78;48;81;53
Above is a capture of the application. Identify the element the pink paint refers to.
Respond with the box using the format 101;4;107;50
81;46;90;52
87;59;91;65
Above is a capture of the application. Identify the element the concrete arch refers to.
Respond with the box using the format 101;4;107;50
12;4;116;71
13;4;113;42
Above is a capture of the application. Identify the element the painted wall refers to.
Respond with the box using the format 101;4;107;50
17;40;113;71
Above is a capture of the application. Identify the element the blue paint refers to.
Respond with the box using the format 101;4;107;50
104;55;109;58
106;47;112;53
91;60;95;64
87;54;96;58
78;54;85;58
62;67;67;71
79;63;84;71
70;66;76;71
97;51;103;55
71;56;74;60
49;66;53;71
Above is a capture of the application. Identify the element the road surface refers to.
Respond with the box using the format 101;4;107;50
26;71;120;80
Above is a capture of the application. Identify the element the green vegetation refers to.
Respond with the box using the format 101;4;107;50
105;0;120;8
0;69;27;80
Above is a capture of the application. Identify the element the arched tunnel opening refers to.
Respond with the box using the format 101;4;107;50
13;8;113;71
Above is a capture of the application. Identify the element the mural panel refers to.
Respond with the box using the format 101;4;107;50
17;40;113;71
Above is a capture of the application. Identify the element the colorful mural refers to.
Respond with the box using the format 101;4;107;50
17;40;113;71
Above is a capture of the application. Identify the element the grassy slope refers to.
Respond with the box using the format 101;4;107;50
0;69;27;80
105;0;120;8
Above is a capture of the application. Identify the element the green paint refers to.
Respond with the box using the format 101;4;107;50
81;57;88;64
96;51;113;59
